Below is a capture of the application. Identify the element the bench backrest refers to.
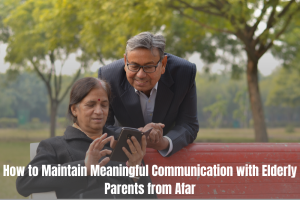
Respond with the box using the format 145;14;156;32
144;143;300;199
30;143;57;199
30;142;300;198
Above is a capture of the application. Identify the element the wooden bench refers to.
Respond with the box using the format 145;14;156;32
144;143;300;199
30;143;57;199
30;143;300;199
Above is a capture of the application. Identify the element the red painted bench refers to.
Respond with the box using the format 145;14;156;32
144;143;300;199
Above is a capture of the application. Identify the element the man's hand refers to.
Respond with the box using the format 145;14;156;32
141;123;169;151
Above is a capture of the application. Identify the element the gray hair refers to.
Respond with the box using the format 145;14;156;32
125;32;166;60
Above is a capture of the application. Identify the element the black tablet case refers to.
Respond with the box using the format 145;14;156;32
110;127;143;162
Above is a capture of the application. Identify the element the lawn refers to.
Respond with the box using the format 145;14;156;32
1;127;300;198
0;141;29;199
0;128;65;142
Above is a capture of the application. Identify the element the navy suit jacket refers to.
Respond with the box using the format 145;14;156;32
98;53;199;156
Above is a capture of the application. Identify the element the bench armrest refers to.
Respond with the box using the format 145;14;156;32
30;191;57;199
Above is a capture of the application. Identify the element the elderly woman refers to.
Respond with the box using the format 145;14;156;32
16;77;156;198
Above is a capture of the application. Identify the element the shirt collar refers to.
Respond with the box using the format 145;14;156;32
134;82;158;96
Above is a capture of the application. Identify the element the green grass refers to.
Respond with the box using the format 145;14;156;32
0;128;65;142
0;142;29;199
1;127;300;198
0;128;65;199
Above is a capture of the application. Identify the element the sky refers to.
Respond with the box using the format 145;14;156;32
0;43;282;77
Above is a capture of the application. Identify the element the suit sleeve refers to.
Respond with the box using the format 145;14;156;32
16;140;95;197
99;67;123;134
164;68;199;156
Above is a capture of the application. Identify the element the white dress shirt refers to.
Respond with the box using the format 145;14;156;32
134;83;173;157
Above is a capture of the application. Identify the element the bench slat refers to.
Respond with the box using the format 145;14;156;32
146;143;300;152
150;176;300;184
144;143;300;199
156;194;300;199
145;152;300;163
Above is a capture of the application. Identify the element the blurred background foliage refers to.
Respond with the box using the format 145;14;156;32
1;0;300;198
0;0;300;135
1;69;300;130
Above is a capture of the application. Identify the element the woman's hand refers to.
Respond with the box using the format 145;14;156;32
122;135;147;167
85;133;113;175
110;137;118;149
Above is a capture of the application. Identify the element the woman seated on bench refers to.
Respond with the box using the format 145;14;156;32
16;77;156;199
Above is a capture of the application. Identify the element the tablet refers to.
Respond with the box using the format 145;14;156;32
110;127;152;162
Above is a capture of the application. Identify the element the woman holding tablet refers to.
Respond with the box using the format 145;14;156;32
16;77;155;199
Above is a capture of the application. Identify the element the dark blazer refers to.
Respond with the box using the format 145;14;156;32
98;53;199;156
16;126;156;199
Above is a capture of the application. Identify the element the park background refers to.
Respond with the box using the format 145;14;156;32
0;0;300;198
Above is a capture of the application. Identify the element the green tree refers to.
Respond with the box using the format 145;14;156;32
267;67;300;123
4;0;87;137
76;0;170;60
0;74;15;118
203;95;228;128
0;0;22;43
271;13;300;69
233;88;249;128
168;0;300;142
0;72;49;121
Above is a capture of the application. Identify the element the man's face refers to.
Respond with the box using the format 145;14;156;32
124;48;167;96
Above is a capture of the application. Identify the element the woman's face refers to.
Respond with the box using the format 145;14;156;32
71;87;109;135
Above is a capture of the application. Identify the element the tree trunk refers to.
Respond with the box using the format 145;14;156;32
50;100;58;138
246;57;268;142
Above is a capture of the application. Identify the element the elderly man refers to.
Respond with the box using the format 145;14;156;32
98;32;199;157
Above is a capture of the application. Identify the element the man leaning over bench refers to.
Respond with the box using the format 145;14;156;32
98;32;199;156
